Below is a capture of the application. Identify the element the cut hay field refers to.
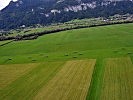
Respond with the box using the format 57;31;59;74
0;23;133;100
0;62;65;100
0;63;39;89
34;60;96;100
100;57;133;100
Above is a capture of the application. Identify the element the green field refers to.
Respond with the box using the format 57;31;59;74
0;62;65;100
0;40;12;46
0;63;39;89
100;57;133;100
35;60;96;100
0;23;133;100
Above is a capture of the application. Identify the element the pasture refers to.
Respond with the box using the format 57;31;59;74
0;23;133;100
100;57;133;100
0;63;39;89
0;62;65;100
0;23;133;64
34;60;96;100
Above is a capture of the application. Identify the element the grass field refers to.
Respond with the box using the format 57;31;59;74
0;63;39;89
0;62;65;100
34;59;96;100
100;57;133;100
0;40;12;46
0;23;133;64
0;23;133;100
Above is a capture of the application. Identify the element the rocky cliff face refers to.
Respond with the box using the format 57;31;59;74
0;0;133;29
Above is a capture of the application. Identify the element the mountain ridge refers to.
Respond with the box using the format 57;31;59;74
0;0;133;30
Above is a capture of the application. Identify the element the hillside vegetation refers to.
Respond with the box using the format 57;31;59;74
0;23;133;100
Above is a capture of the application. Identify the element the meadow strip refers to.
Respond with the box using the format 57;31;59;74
34;59;96;100
0;62;64;100
0;63;39;89
100;57;133;100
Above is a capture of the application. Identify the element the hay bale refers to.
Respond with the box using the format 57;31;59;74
64;54;69;56
8;58;12;60
73;51;78;53
73;56;77;58
79;53;83;55
127;52;132;54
